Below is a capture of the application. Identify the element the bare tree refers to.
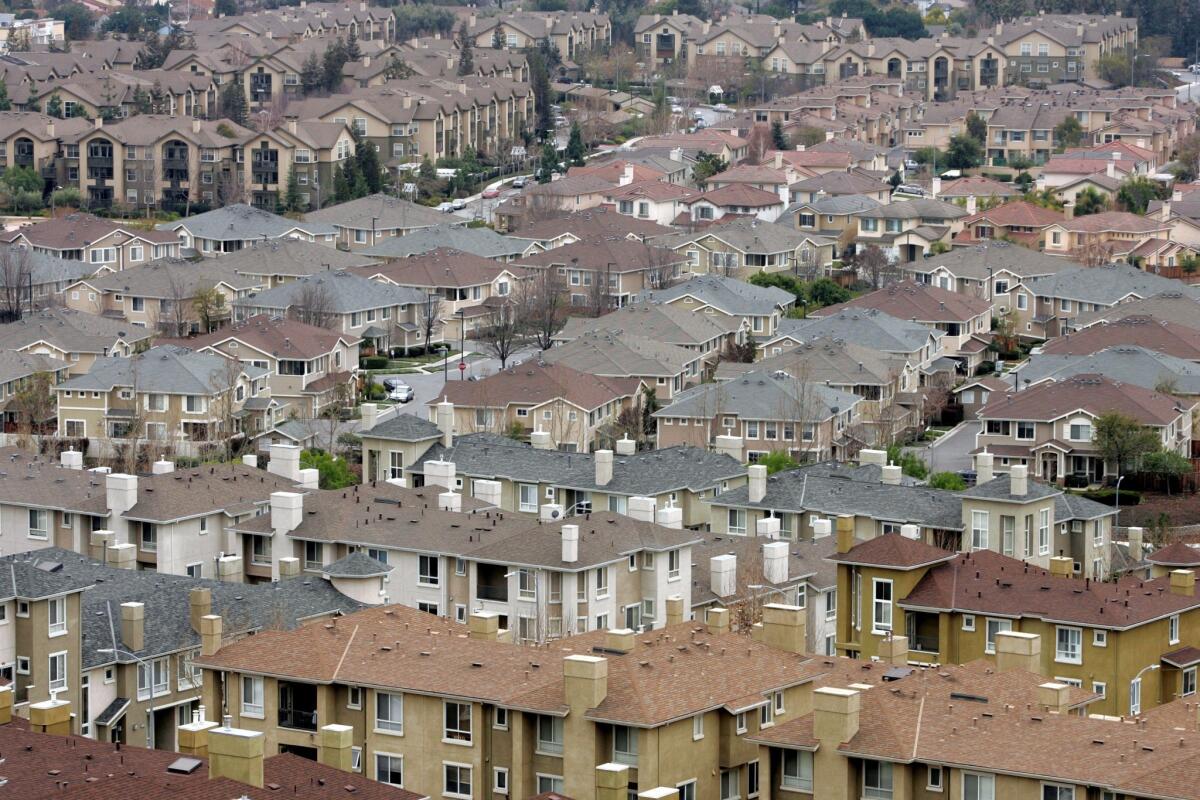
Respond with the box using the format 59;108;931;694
162;266;194;337
0;245;33;320
290;280;337;329
518;268;567;350
416;292;443;355
320;381;354;453
643;242;681;289
728;545;768;633
851;245;893;290
12;371;56;451
217;170;247;207
193;284;227;333
477;301;521;368
587;265;613;318
210;355;247;463
922;371;955;426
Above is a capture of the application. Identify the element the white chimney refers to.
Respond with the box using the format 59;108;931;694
268;443;301;482
438;491;462;512
900;524;921;540
966;194;977;216
656;504;683;528
714;435;743;461
473;479;502;507
1106;161;1116;179
1127;527;1144;559
539;503;565;521
299;468;319;490
105;473;138;517
151;460;174;475
858;449;886;466
436;399;455;448
628;496;656;523
756;516;781;539
881;464;902;485
530;429;555;450
619;164;634;186
360;402;379;432
670;147;683;162
1010;464;1028;497
60;449;83;470
748;464;768;504
615;436;636;456
424;459;457;490
812;518;832;538
271;491;304;534
711;553;737;597
975;451;994;484
562;523;579;563
595;449;613;486
931;176;941;198
242;454;258;469
762;541;789;583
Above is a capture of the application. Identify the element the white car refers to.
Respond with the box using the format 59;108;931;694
451;198;467;210
387;384;414;403
1190;63;1200;74
436;201;454;212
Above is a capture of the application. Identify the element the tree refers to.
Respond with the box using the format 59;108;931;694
415;292;442;355
537;142;558;183
692;151;727;185
300;448;357;489
770;120;788;151
1094;411;1161;474
456;23;474;76
281;168;304;213
291;280;336;328
566;122;585;167
760;450;799;474
2;165;42;195
44;94;63;119
1116;175;1163;215
1073;187;1109;217
964;111;987;144
384;54;414;80
214;0;238;16
518;268;566;350
300;52;324;96
50;186;81;209
1173;134;1200;184
885;443;928;479
345;27;361;61
929;471;967;490
322;38;349;94
527;46;553;138
1142;449;1192;495
853;244;892;289
0;245;32;319
192;285;226;333
12;372;55;447
794;127;825;148
219;80;247;126
1054;116;1085;151
354;133;383;194
58;3;94;41
945;134;983;170
0;80;11;112
478;302;521;368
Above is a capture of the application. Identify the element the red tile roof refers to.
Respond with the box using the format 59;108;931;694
688;184;784;208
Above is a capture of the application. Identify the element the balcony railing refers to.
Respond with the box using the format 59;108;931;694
909;634;940;654
278;708;318;731
476;585;508;602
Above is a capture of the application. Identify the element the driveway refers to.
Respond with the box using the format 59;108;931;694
915;420;980;474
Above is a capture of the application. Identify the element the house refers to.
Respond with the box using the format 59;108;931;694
232;270;429;354
679;184;787;225
162;315;360;418
663;219;838;280
783;193;880;241
954;199;1065;248
0;351;69;429
851;198;969;260
762;309;942;370
429;364;643;454
787;170;890;204
0;244;94;314
952;375;1012;419
555;303;740;368
1039;316;1200;362
358;223;532;262
54;345;274;450
0;212;181;269
1014;345;1200;399
1069;290;1200;330
516;238;689;309
303;192;455;249
162;237;374;290
634;274;795;340
541;330;703;401
493;175;613;233
975;374;1195;483
654;369;860;463
936;175;1020;206
157;203;338;256
504;207;672;252
604;180;699;227
1042;211;1174;262
902;240;1074;315
0;307;153;376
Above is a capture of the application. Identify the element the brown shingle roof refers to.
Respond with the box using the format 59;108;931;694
124;464;299;522
827;532;957;570
160;314;356;360
978;373;1188;426
357;247;516;288
435;362;641;412
1;212;177;250
1146;541;1200;567
509;208;672;241
689;184;784;208
961;199;1063;228
1058;210;1170;234
813;280;990;323
1041;317;1200;360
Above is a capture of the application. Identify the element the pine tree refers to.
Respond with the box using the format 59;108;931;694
284;168;304;212
323;39;348;93
345;27;361;61
132;87;151;114
0;79;12;112
333;161;352;203
566;121;584;166
771;120;788;151
538;142;557;183
491;29;503;50
355;134;383;194
219;80;248;126
45;94;63;118
351;170;368;199
456;23;474;77
301;51;324;96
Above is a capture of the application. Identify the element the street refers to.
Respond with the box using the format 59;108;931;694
908;420;980;475
1172;69;1200;104
372;344;544;415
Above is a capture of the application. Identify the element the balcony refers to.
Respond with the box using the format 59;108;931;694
477;584;508;602
162;157;189;171
278;680;318;731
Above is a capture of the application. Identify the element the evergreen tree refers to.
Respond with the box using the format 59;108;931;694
45;93;63;118
345;27;361;61
770;120;788;151
384;54;414;80
149;82;168;114
301;51;324;96
323;38;349;93
0;80;12;112
132;87;151;114
491;29;503;50
333;161;352;203
456;23;474;76
566;121;585;167
351;169;368;199
527;48;552;139
538;142;557;183
219;80;248;126
354;134;383;194
284;168;304;212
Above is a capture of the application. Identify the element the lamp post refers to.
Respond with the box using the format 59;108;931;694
97;646;155;749
1133;663;1159;715
458;309;466;379
1114;474;1126;531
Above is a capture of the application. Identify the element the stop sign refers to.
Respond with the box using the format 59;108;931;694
458;361;467;373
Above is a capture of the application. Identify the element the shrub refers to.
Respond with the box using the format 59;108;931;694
885;443;928;479
361;355;388;369
300;448;358;489
1079;488;1142;507
928;471;966;490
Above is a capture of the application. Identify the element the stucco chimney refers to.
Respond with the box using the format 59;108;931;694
748;464;768;503
120;601;145;652
268;443;301;482
763;541;789;583
562;523;579;563
975;451;994;483
271;491;304;534
437;399;455;447
595;449;613;486
1010;464;1028;496
710;554;736;597
208;722;265;789
628;496;656;522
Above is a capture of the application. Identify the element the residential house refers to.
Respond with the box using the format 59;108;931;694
541;331;702;401
555;303;740;369
902;241;1074;316
304;193;455;249
851;198;968;260
0;245;95;315
604;181;699;228
679;185;787;226
954;199;1065;248
157;203;338;256
783;193;880;242
1069;290;1200;330
1041;316;1200;361
359;223;532;263
516;238;689;309
787;171;891;204
0;212;181;270
493;175;613;234
663;219;838;280
0;352;69;429
1014;345;1200;399
1042;210;1173;262
763;309;942;370
634;274;795;340
166;237;374;290
0;307;153;376
504;208;672;252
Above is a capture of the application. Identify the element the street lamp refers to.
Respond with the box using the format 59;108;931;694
1114;474;1126;530
97;647;156;749
458;309;466;379
1133;663;1159;715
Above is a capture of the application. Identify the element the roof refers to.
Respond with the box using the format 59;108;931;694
360;223;529;260
860;197;969;220
541;330;699;378
812;280;990;323
657;370;859;423
1055;210;1171;234
692;533;836;607
828;532;958;569
359;247;517;288
161;314;355;360
907;241;1074;281
2;212;177;250
785;193;881;216
304;192;453;231
1016;346;1200;395
508;208;673;243
158;203;335;241
1071;291;1200;330
771;309;939;355
960;199;1064;229
0;351;69;385
434;362;639;412
667;218;828;254
234;270;427;314
716;337;906;386
901;549;1200;629
0;243;94;288
978;373;1188;426
124;463;299;523
58;346;265;395
516;237;683;273
689;183;784;208
1041;316;1200;360
0;307;153;354
322;551;393;577
178;238;374;278
635;274;794;316
960;473;1062;502
557;302;739;347
362;412;443;442
937;175;1020;198
1146;541;1200;567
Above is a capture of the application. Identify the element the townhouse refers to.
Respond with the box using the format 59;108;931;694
232;270;429;354
655;369;860;464
432;363;643;455
1041;210;1174;263
541;331;702;402
901;240;1073;316
975;373;1195;482
172;237;374;291
157;203;339;256
634;12;705;66
164;315;361;418
555;303;740;371
465;10;610;60
0;306;153;375
604;181;699;228
635;275;795;342
0;244;94;314
1043;315;1200;361
782;193;880;244
359;223;532;263
54;345;274;451
1069;290;1200;330
517;238;690;309
850;198;968;261
664;219;838;280
762;309;941;371
952;199;1065;249
304;193;453;250
504;208;672;252
1014;345;1200;399
0;351;68;429
0;212;181;269
787;171;891;205
680;185;787;225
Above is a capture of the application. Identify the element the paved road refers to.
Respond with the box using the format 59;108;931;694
913;420;980;475
1172;69;1200;104
372;345;544;415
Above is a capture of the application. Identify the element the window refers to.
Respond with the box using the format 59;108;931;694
140;522;157;552
1171;614;1181;644
444;701;472;743
1185;667;1198;697
1039;509;1050;556
1055;626;1082;664
825;589;837;621
721;769;740;800
49;651;67;693
1093;681;1106;699
388;451;404;481
668;549;681;579
595;566;609;598
759;701;773;728
376;754;404;787
518;569;536;600
1016;421;1035;440
1093;629;1107;647
444;764;472;799
728;508;747;534
613;725;638;765
537;776;565;794
1129;677;1143;715
137;657;168;700
376;691;403;733
781;750;813;791
927;766;943;792
519;484;538;513
692;713;704;740
863;760;893;799
735;711;748;733
872;579;893;633
494;707;508;730
1068;422;1092;442
418;555;440;586
963;773;995;800
971;510;989;550
963;614;976;631
494;767;509;795
985;618;1011;654
185;395;204;413
304;541;323;570
537;715;563;754
28;509;47;539
347;686;361;709
48;597;66;636
241;675;264;717
1043;784;1075;800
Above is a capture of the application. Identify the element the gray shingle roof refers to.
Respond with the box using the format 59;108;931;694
1022;264;1200;306
0;243;93;288
656;370;860;422
59;345;266;394
362;413;443;442
1055;491;1116;521
0;351;69;385
1015;346;1200;394
960;474;1062;502
0;307;153;354
234;271;427;314
770;309;941;355
360;224;529;260
691;533;836;607
304;193;454;232
322;552;393;577
784;193;881;216
158;203;336;241
634;274;794;316
904;241;1073;280
858;197;968;220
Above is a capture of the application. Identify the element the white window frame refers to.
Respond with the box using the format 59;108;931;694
375;691;404;734
1055;626;1082;664
241;675;264;718
872;578;893;634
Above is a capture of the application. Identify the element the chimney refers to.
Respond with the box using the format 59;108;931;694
201;614;223;656
436;399;455;447
878;633;909;665
190;587;212;633
299;468;319;489
619;164;634;186
813;687;860;746
360;402;378;431
1038;682;1071;714
1127;527;1144;559
1049;556;1073;577
835;514;855;553
268;443;301;482
1063;200;1075;220
29;699;71;735
178;716;219;757
1171;569;1196;596
756;516;781;539
966;194;977;216
60;449;82;470
473;479;501;507
45;120;54;139
665;595;684;626
0;685;11;726
562;524;579;563
615;436;636;456
424;459;456;490
105;473;138;517
319;724;355;772
812;518;832;538
595;449;613;486
563;655;608;711
748;464;768;503
900;524;920;541
121;601;145;652
438;490;462;512
669;147;683;162
995;630;1041;672
469;611;501;641
208;721;265;789
241;454;258;469
1010;464;1028;497
597;764;630;800
628;496;656;523
531;429;555;449
931;176;941;198
763;541;788;583
545;17;553;31
710;554;736;597
1106;161;1116;179
714;434;743;460
606;628;635;653
108;542;135;569
94;117;103;129
761;603;805;653
881;463;902;485
858;448;886;466
705;606;729;635
656;504;683;529
271;491;304;534
975;451;994;483
279;557;300;578
218;554;243;583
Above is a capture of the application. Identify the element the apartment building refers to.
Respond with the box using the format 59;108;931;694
239;118;357;212
465;11;610;60
655;370;860;463
634;12;706;66
0;111;88;179
495;176;613;234
0;307;153;376
974;373;1194;483
0;212;181;269
54;345;273;448
994;12;1137;86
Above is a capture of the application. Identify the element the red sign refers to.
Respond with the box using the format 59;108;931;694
458;361;467;373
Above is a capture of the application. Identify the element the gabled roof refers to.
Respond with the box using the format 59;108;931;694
558;302;739;347
1041;316;1200;361
656;370;859;422
813;280;990;323
58;345;266;395
1146;541;1200;568
358;247;517;288
435;362;639;412
636;274;793;316
960;199;1063;229
2;212;177;250
360;224;530;260
162;314;356;360
234;270;427;313
541;330;698;378
772;309;940;354
158;203;336;241
1016;346;1200;395
827;532;957;569
1021;264;1199;306
1054;210;1171;234
361;412;443;442
303;192;454;231
0;307;152;354
978;373;1189;426
687;183;784;209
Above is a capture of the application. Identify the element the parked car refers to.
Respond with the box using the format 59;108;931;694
381;377;406;390
387;383;414;403
512;176;527;188
436;201;454;212
482;187;501;199
451;198;467;210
